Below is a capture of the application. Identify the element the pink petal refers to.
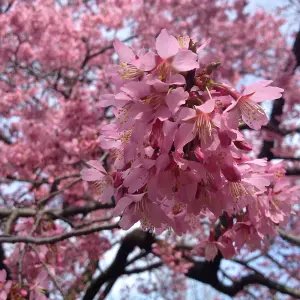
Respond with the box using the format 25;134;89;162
197;98;215;113
156;29;179;59
243;80;273;93
162;120;178;152
119;206;141;230
217;241;235;258
243;176;270;190
155;153;170;174
250;86;284;102
81;168;105;181
167;74;186;85
121;81;151;99
135;51;157;71
0;270;6;282
113;38;135;62
165;87;188;114
123;167;149;193
225;108;240;129
177;107;196;121
101;185;114;203
172;50;199;72
239;100;268;130
243;80;284;102
99;94;115;107
152;80;169;93
155;106;172;121
204;242;218;261
113;196;134;216
86;160;106;173
174;123;194;152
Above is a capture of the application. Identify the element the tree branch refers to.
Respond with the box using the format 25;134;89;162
83;229;155;300
277;227;300;246
0;223;118;244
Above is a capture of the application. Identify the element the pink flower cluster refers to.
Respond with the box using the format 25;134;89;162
152;242;193;274
82;29;296;260
0;270;12;300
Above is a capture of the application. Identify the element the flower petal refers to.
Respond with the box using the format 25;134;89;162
172;50;199;72
156;29;179;59
165;87;188;114
174;123;194;152
113;38;135;62
86;160;106;173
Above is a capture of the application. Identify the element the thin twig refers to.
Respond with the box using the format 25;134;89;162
18;212;45;283
29;245;65;298
38;178;82;206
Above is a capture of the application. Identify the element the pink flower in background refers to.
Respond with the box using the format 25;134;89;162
0;270;12;300
29;270;50;300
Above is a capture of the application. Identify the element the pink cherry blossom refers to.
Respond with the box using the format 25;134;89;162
81;160;114;203
226;81;284;130
155;29;199;75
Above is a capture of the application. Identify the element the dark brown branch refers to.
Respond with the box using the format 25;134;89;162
258;28;300;160
38;178;82;206
286;169;300;176
226;259;300;298
101;279;117;300
86;35;137;63
124;262;163;275
0;201;114;220
0;223;118;244
277;227;300;246
0;132;12;145
293;27;300;68
272;156;300;161
83;229;155;300
83;226;300;299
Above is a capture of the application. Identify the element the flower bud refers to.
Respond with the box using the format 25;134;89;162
221;163;242;182
149;119;164;149
194;146;204;163
234;140;252;151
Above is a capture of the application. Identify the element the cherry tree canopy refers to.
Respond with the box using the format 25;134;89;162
0;0;299;299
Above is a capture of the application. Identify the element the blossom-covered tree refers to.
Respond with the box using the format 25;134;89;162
0;1;299;299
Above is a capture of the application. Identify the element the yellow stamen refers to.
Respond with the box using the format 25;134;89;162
119;62;143;80
172;203;184;215
120;130;132;142
92;178;110;196
178;35;190;48
193;113;212;143
144;93;165;110
156;62;171;81
239;98;265;122
229;182;248;201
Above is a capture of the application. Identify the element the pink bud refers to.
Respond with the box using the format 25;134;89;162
20;289;28;296
194;146;204;163
149;119;164;149
221;163;242;182
234;140;252;151
112;171;123;188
